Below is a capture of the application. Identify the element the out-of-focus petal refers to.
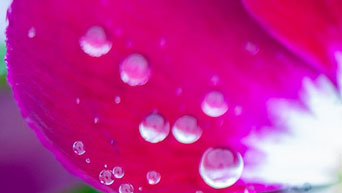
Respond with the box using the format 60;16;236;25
243;0;342;86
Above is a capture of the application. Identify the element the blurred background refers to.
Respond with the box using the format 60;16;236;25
0;1;99;192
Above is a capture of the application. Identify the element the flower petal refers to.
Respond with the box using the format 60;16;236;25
6;0;319;192
243;0;342;85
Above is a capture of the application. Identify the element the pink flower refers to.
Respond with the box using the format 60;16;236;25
6;0;342;193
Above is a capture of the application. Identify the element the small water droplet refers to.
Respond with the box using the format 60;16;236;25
175;87;183;96
234;106;242;116
138;187;143;191
85;158;91;164
120;54;151;86
113;166;125;179
94;117;99;124
115;96;121;104
172;115;202;144
245;42;260;55
104;164;108;168
99;169;114;185
28;27;36;38
139;113;170;143
210;75;220;86
76;97;80;104
80;26;112;57
196;191;204;193
159;37;167;48
201;91;228;117
119;183;134;193
199;147;244;189
146;171;161;185
73;141;86;155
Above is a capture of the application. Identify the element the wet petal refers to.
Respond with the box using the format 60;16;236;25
243;0;342;86
6;0;320;192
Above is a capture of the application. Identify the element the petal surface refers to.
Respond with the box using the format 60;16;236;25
6;0;319;192
243;0;342;85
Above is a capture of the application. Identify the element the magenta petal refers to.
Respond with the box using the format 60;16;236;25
243;0;342;84
6;0;318;192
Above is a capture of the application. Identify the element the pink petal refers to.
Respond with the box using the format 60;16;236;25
6;0;318;192
243;0;342;84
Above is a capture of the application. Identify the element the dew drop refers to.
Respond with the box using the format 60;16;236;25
76;97;80;104
115;96;121;104
99;169;114;185
28;27;36;38
85;158;91;164
119;183;134;193
104;164;108;168
80;26;112;57
201;91;228;117
120;54;151;86
172;115;202;144
139;113;170;143
113;166;125;179
199;147;244;189
94;117;99;124
245;42;260;55
138;187;143;191
73;141;86;155
146;171;161;185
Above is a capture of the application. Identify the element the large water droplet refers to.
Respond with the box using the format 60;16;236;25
73;141;86;155
119;183;134;193
172;115;202;144
199;147;244;189
120;54;151;86
139;113;170;143
113;166;125;179
99;169;114;185
201;91;228;117
146;171;161;185
80;26;112;57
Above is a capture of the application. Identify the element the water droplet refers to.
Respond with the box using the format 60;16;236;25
245;42;260;55
234;106;242;116
146;171;161;185
138;187;143;191
199;147;244;189
73;141;86;155
80;26;112;57
28;27;36;38
99;169;114;185
196;191;204;193
119;183;134;193
172;115;202;144
139;113;170;143
113;166;125;179
210;75;220;86
104;164;108;168
115;96;121;104
76;97;80;104
201;91;228;117
175;87;183;96
120;54;151;86
159;37;167;48
85;158;91;164
94;117;99;124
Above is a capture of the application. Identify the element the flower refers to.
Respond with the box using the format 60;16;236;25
5;0;342;192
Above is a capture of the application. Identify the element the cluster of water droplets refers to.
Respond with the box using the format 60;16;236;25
74;25;246;190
